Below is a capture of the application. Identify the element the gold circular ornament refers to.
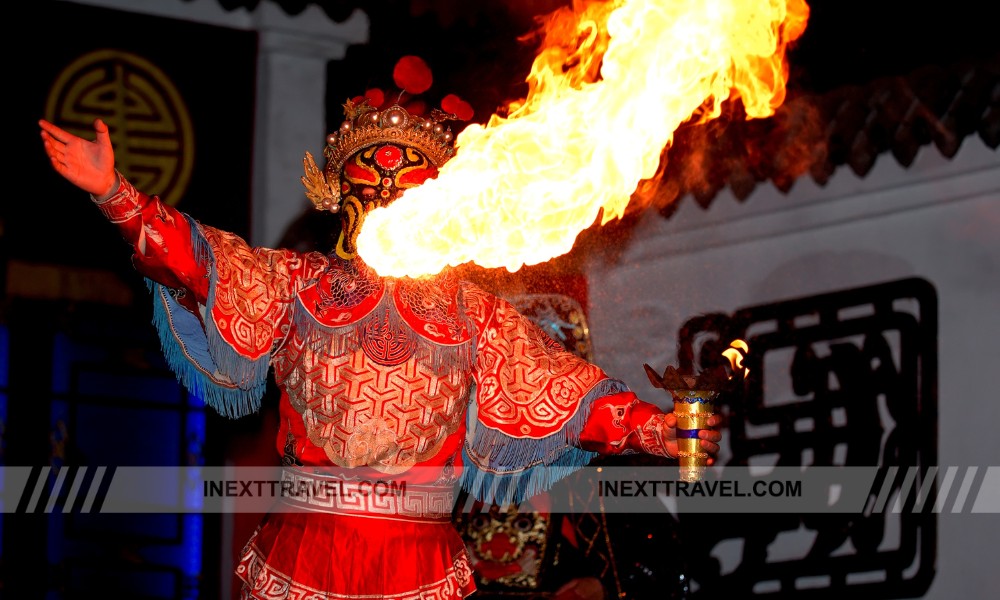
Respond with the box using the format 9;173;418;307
45;49;194;206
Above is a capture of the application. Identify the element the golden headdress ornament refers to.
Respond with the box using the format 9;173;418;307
302;56;474;213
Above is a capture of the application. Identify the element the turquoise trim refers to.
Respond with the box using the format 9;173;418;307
146;218;268;418
460;378;629;505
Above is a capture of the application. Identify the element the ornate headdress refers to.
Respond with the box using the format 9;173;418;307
302;56;474;214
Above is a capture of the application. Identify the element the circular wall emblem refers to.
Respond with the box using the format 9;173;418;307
45;49;194;206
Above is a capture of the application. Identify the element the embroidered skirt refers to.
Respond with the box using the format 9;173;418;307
236;470;475;599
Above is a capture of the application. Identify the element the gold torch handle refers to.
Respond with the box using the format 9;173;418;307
672;391;717;482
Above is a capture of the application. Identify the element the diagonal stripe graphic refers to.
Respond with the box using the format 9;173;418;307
89;465;117;513
14;467;42;513
872;466;898;513
951;466;979;514
933;466;958;513
44;467;68;513
971;466;1000;513
27;466;51;513
63;466;88;514
911;466;938;513
80;466;107;513
891;467;918;513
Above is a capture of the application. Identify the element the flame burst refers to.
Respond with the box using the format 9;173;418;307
723;339;750;378
358;0;810;278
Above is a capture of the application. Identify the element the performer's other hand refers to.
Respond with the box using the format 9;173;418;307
661;412;723;465
39;118;117;198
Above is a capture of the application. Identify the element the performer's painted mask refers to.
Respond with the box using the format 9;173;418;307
301;101;459;260
335;142;439;257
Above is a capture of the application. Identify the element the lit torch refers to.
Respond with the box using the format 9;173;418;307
644;339;749;481
358;0;809;278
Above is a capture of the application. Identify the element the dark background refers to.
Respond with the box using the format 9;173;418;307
3;1;257;598
0;0;996;598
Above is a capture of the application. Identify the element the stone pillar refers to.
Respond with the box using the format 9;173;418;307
250;4;368;246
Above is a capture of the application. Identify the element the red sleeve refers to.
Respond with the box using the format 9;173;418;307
461;282;608;440
458;282;672;504
578;391;672;457
90;174;329;418
92;171;208;304
92;173;330;359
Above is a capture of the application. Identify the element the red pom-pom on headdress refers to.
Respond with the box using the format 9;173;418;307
350;89;385;109
441;94;474;121
364;88;385;109
393;56;433;95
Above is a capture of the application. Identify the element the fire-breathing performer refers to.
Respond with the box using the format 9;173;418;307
38;69;721;600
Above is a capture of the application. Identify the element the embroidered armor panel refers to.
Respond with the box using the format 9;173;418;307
274;259;476;473
461;283;606;439
203;226;330;360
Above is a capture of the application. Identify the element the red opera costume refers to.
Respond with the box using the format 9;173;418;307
93;171;672;598
53;66;684;597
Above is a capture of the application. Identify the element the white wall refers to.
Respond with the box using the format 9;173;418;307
586;137;1000;597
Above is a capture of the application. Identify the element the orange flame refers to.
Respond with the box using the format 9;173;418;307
358;0;810;278
723;339;750;378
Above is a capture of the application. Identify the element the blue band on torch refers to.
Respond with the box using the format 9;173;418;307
676;429;700;439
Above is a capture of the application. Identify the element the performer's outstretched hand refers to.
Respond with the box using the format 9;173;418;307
662;412;723;465
39;118;117;198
